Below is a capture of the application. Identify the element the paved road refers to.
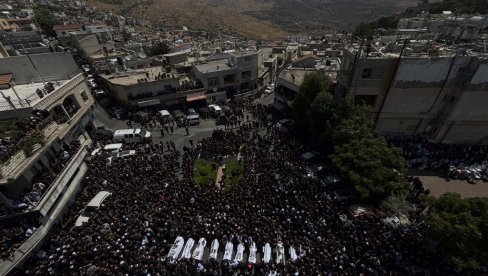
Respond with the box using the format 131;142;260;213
92;104;222;150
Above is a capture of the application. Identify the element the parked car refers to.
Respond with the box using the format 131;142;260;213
91;143;123;156
81;64;91;73
276;119;295;133
300;151;320;162
347;204;374;219
185;108;200;125
198;107;211;119
113;129;151;143
209;104;223;118
129;111;149;124
110;106;128;120
75;191;112;226
91;128;113;142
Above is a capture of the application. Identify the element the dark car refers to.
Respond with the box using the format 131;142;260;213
91;128;113;142
198;107;210;119
111;107;128;120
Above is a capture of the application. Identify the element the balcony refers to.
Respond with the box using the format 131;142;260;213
0;103;90;183
0;141;89;275
35;74;85;111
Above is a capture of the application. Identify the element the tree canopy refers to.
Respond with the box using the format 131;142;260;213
146;42;170;57
34;6;60;37
429;0;488;14
331;136;408;201
353;16;400;38
292;72;331;131
426;193;488;270
292;72;409;201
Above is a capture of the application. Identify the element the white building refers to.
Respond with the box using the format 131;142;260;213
0;53;95;274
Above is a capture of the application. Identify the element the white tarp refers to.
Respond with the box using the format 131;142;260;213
248;242;257;264
209;239;219;260
192;238;206;260
167;236;184;260
180;238;194;259
233;243;244;263
223;241;234;261
262;243;271;263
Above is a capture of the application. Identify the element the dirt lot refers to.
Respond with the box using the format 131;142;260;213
416;175;488;198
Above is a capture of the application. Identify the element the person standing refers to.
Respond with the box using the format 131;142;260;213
185;125;189;136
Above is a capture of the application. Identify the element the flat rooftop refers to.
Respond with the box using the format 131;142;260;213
100;67;179;86
230;50;258;57
194;60;235;74
279;69;312;86
0;80;70;111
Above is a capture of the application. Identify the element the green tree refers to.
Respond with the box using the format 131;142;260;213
381;192;415;216
147;42;170;56
429;0;488;14
353;22;375;38
330;106;375;145
331;136;408;201
426;193;488;271
34;6;60;37
292;72;331;130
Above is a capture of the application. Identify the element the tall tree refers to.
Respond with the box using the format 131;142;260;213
292;72;331;130
34;6;60;37
331;136;408;201
426;193;488;271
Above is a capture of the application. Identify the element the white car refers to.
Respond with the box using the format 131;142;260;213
75;191;112;226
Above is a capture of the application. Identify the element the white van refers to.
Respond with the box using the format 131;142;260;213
75;191;112;226
91;143;123;156
113;128;151;143
159;109;172;119
208;104;222;117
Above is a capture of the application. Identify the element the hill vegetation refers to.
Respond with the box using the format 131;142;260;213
429;0;488;14
87;0;416;39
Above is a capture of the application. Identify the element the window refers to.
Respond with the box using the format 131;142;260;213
223;74;236;84
361;68;384;80
80;91;89;102
244;56;251;63
207;77;219;87
242;71;252;80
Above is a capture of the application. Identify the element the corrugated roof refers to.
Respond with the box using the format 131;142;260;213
0;73;12;85
292;54;319;64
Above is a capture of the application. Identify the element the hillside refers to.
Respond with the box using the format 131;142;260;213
87;0;417;39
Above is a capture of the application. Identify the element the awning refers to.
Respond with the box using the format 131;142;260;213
137;99;160;107
187;95;206;102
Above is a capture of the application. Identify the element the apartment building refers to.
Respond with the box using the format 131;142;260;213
0;53;94;274
99;66;205;109
337;40;488;144
192;50;259;102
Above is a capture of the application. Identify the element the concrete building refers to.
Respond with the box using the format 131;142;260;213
99;66;205;109
0;53;95;274
192;50;259;102
292;54;319;68
337;40;488;144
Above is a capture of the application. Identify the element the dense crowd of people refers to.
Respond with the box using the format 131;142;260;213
0;220;39;261
386;135;488;180
11;104;454;275
0;109;52;163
